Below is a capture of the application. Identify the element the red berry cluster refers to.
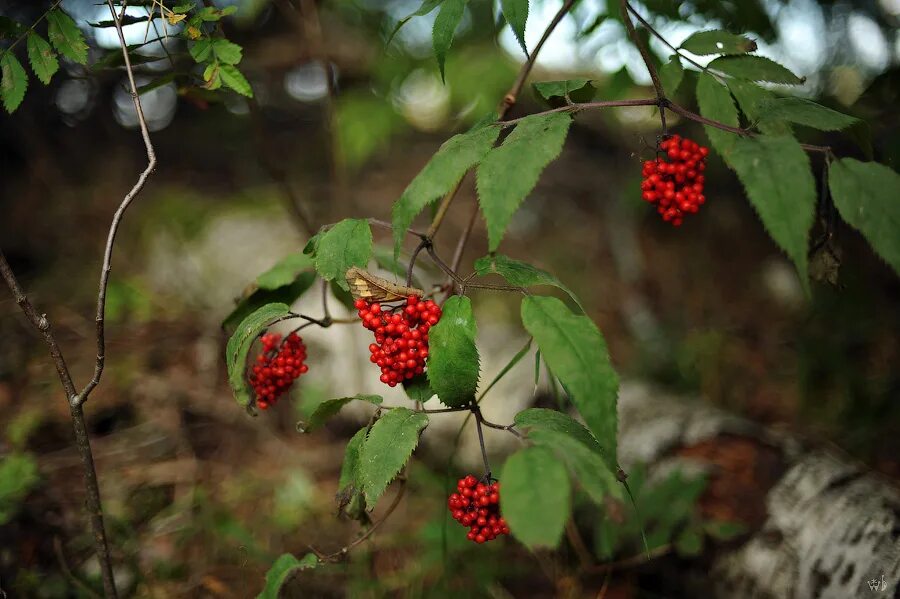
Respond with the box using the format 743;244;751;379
447;475;509;544
640;135;709;226
354;295;441;387
249;332;309;410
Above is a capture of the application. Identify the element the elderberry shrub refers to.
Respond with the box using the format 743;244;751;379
448;475;509;543
640;134;709;226
249;332;309;410
355;295;441;387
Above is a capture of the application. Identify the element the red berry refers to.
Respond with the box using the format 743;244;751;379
639;135;709;226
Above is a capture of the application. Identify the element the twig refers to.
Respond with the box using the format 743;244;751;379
313;479;408;562
586;543;672;574
624;2;705;72
80;0;158;403
472;407;492;478
566;519;594;570
620;0;666;133
321;279;331;321
53;537;102;599
498;0;576;119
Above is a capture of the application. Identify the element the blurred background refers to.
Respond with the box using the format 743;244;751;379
1;0;899;596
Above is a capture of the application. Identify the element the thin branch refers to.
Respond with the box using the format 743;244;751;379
472;408;492;478
625;2;705;72
53;537;102;599
498;0;577;119
79;0;158;404
313;479;408;562
565;520;595;570
586;543;672;574
620;0;666;132
321;279;331;321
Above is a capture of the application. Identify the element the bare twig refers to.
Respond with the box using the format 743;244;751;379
620;0;667;133
80;1;158;403
586;543;672;574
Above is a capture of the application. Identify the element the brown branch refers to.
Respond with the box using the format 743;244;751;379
624;2;706;73
586;543;672;574
80;1;158;403
620;0;666;133
498;0;577;119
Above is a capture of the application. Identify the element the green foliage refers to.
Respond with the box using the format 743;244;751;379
532;79;596;104
313;218;373;290
255;253;314;290
257;553;318;599
0;453;40;525
658;55;683;95
828;159;900;277
704;519;746;540
339;427;369;495
433;0;466;82
709;55;802;84
726;79;788;135
696;72;739;154
473;254;583;312
675;527;704;556
527;429;620;505
220;64;253;97
403;374;435;402
727;136;816;289
521;296;619;469
427;295;480;407
26;32;58;85
299;395;383;433
0;52;27;113
501;0;529;55
500;446;570;548
756;97;858;131
476;112;571;250
392;124;500;257
514;408;602;454
359;408;429;508
46;10;88;65
478;338;532;401
679;30;757;55
222;272;315;332
226;303;291;407
387;0;444;45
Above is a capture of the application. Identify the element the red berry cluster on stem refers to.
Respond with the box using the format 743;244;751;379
249;332;309;410
448;475;509;544
640;134;709;226
355;295;441;387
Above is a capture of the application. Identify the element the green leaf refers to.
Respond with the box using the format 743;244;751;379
300;395;383;433
727;136;816;288
339;427;369;493
256;553;318;599
514;408;602;454
226;303;291;407
46;10;88;65
211;38;243;65
387;0;444;45
709;55;802;85
675;527;704;556
473;254;583;312
0;453;40;525
432;0;466;82
476;112;571;250
828;158;900;277
220;64;253;97
532;79;596;104
521;297;618;469
256;253;314;290
427;296;479;407
189;39;212;62
372;244;407;280
679;30;757;55
704;520;746;540
26;33;58;85
726;79;789;135
329;279;356;311
198;5;238;21
500;446;570;548
222;272;316;333
527;429;620;505
359;407;429;508
403;374;435;402
501;0;528;55
756;97;858;131
314;218;373;290
392;124;500;258
0;53;27;113
696;72;740;155
658;54;683;96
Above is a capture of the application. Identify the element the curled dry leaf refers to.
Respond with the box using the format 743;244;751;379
345;267;424;302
